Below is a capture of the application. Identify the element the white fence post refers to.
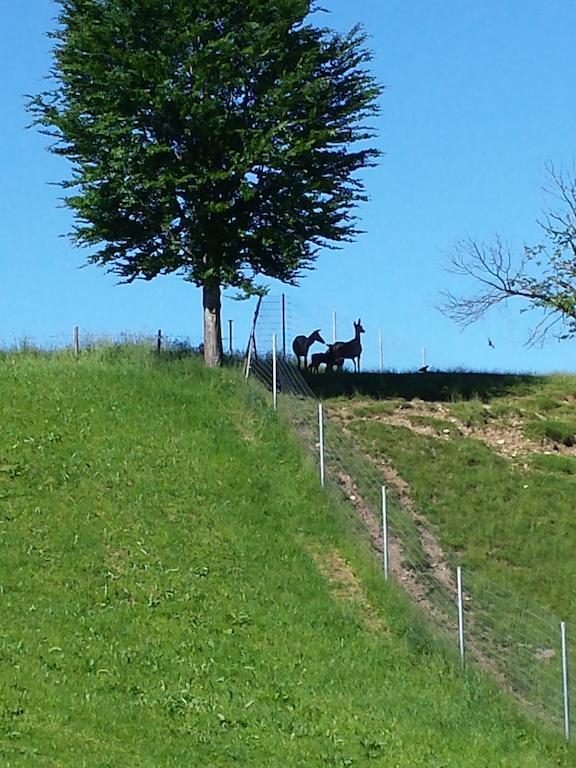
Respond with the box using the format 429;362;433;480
73;326;80;357
281;294;286;358
562;621;570;741
457;566;465;669
381;485;389;580
318;403;325;488
272;334;277;411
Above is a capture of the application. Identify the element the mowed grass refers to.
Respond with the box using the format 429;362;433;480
0;348;572;766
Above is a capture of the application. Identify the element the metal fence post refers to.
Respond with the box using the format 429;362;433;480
73;326;80;358
562;621;570;741
272;334;277;411
318;403;325;488
381;485;389;580
457;566;465;669
281;294;286;357
245;335;254;380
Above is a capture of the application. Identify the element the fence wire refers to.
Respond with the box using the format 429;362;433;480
3;300;571;737
248;295;573;739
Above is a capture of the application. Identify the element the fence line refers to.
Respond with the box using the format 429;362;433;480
248;294;573;741
2;300;572;738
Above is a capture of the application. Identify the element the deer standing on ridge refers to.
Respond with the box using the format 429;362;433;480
327;319;365;373
292;329;325;369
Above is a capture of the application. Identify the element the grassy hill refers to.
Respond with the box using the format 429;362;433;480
0;348;573;766
314;370;576;618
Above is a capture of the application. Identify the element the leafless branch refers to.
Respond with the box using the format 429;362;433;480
440;165;576;346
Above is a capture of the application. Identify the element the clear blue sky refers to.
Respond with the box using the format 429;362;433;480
2;1;576;372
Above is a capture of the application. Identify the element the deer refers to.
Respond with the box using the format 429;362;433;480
327;319;365;373
292;329;325;369
309;350;345;373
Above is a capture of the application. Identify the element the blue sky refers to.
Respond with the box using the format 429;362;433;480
2;1;576;372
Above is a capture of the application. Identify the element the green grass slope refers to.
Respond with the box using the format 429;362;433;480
318;371;576;619
0;349;572;766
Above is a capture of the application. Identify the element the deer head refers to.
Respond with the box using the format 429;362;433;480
310;329;325;344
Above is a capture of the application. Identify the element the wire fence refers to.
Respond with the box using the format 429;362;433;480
247;293;573;741
248;290;428;373
2;296;572;739
0;328;207;356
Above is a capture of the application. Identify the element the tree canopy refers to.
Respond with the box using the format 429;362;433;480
441;167;576;345
30;0;383;364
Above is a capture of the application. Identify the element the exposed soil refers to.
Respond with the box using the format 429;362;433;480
305;544;387;634
333;467;457;623
332;399;573;463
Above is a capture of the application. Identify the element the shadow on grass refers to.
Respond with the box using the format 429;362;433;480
303;370;547;403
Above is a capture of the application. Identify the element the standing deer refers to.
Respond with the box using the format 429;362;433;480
292;329;325;369
328;319;365;373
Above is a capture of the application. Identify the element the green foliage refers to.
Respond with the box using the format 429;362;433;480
29;0;382;293
448;398;492;427
406;414;456;433
529;394;563;412
525;418;576;446
0;349;570;765
530;453;576;475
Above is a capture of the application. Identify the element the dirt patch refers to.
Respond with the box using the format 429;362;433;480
105;547;130;577
333;467;456;613
333;399;568;462
329;465;534;709
306;545;387;634
326;408;456;598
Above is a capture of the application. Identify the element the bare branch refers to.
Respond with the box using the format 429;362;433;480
440;165;576;346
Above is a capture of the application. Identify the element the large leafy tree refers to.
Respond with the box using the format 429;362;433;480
30;0;382;365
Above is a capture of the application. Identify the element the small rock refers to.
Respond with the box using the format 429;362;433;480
535;648;556;661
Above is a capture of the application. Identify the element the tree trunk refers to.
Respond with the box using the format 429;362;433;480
203;281;224;367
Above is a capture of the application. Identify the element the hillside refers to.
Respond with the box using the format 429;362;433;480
0;349;572;766
315;371;576;618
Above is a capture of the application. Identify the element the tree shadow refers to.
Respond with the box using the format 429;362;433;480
304;370;547;403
